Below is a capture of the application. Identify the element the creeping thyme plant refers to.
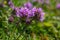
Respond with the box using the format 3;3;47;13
1;0;60;40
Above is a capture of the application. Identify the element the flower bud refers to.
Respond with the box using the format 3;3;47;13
8;16;14;22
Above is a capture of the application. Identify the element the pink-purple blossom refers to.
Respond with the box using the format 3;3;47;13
24;2;33;9
40;12;45;22
14;7;45;22
56;3;60;9
8;1;14;9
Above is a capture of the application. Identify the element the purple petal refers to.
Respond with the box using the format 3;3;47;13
40;12;45;22
38;8;43;13
8;1;14;9
56;3;60;9
15;7;20;17
28;10;35;17
32;7;37;13
24;2;33;9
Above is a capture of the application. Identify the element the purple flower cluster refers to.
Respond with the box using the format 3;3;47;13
15;7;45;22
8;1;45;22
15;7;36;18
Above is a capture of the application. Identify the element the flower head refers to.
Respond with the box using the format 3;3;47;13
56;3;60;9
40;12;45;22
24;2;33;9
38;8;43;13
8;1;14;9
19;7;29;17
31;7;37;14
27;10;35;18
15;7;20;17
37;8;45;22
